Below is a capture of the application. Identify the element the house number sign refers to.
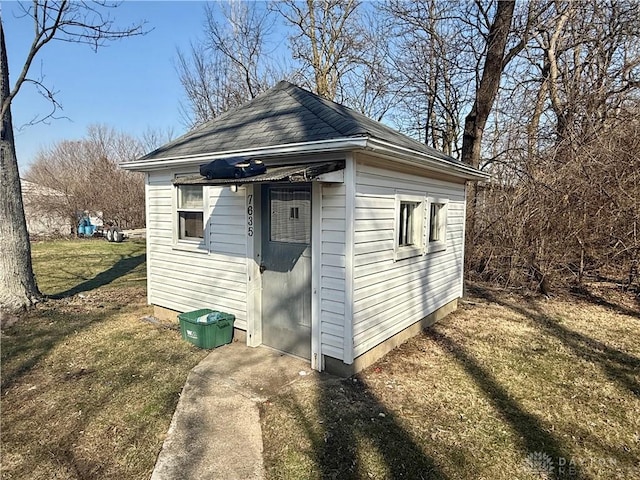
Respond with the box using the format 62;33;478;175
247;193;254;237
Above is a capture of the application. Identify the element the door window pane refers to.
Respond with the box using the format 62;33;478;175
270;187;311;244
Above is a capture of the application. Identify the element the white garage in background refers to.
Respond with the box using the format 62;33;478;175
122;81;488;375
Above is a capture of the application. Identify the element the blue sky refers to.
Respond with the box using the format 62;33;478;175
3;1;219;171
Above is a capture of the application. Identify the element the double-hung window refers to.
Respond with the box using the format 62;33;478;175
395;194;425;260
177;185;204;241
426;198;448;253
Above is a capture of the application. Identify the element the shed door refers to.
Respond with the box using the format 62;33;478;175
260;184;312;359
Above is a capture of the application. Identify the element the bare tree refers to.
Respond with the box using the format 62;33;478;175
176;41;234;127
176;1;283;127
24;139;87;234
140;125;175;153
0;1;146;315
273;0;364;101
533;0;640;143
461;1;516;168
84;125;146;228
25;125;148;232
469;0;640;293
0;21;38;315
333;7;398;121
383;0;471;156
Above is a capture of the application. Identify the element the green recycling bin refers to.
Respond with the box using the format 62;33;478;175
178;309;235;349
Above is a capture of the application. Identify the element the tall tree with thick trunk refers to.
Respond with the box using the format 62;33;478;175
461;0;516;168
0;1;145;315
0;21;40;314
460;0;519;256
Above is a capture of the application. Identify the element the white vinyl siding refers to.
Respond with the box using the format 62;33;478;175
147;171;248;329
353;160;465;357
320;183;346;360
146;158;465;365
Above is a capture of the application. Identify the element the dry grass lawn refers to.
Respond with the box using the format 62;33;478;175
1;239;208;479
261;284;640;479
3;238;638;479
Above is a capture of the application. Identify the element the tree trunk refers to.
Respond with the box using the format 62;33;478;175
0;20;41;315
461;1;515;251
461;0;515;168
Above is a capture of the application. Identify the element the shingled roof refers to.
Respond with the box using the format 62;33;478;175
139;81;461;167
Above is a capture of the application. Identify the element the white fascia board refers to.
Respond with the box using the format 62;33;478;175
120;137;368;171
364;138;490;181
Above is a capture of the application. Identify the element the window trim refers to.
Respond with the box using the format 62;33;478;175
173;175;208;252
426;197;448;253
394;193;426;261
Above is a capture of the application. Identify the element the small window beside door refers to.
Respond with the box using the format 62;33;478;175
177;184;204;241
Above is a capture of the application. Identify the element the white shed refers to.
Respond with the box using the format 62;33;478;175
122;81;487;375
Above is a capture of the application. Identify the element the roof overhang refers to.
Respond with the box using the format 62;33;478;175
121;136;489;182
362;138;490;181
121;138;366;171
173;161;345;186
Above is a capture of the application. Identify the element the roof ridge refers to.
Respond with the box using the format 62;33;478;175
280;83;367;137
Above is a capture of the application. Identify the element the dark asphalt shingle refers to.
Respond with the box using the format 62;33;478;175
140;81;458;166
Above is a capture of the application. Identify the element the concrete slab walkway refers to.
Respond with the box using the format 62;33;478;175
150;341;309;480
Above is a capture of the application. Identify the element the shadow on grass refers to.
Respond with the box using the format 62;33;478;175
474;285;640;398
425;329;587;479
570;286;640;321
1;306;191;479
260;289;449;479
1;308;113;392
50;253;146;299
278;374;449;480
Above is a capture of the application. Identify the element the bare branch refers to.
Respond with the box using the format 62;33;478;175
2;0;148;120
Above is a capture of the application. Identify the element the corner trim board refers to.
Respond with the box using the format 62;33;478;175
343;153;355;364
311;182;322;370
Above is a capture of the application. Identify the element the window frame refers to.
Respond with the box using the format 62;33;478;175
394;193;426;261
173;175;208;252
426;197;448;253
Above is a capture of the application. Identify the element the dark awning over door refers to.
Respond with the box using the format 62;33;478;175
173;161;344;186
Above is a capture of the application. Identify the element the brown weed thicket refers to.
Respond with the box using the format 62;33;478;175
469;118;640;293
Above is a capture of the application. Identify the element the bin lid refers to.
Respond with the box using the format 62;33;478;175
196;312;224;324
179;309;235;324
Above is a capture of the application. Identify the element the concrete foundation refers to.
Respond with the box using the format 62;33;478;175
153;305;181;322
324;298;458;377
